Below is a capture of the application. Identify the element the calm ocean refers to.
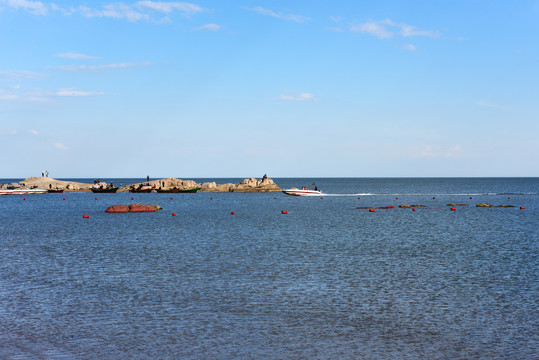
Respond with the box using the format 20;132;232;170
0;178;537;359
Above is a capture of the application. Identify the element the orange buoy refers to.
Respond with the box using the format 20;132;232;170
210;197;213;200
23;198;26;200
170;197;173;200
281;210;288;214
131;197;134;200
470;197;472;199
95;197;98;200
63;198;66;200
412;208;416;211
433;197;436;199
451;207;456;211
358;197;360;199
396;197;399;200
369;208;375;212
231;211;235;215
172;212;176;216
274;197;277;199
520;206;525;209
83;214;90;218
321;197;324;199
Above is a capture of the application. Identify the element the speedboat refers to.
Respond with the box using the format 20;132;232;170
0;188;47;195
282;187;323;196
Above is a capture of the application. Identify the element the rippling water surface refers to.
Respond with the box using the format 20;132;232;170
1;178;537;359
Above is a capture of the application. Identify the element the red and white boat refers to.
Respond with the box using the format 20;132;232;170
0;188;47;195
282;187;323;197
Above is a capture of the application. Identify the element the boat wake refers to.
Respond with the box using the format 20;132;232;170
285;192;536;197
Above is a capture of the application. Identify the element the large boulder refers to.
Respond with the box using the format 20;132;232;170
230;177;281;192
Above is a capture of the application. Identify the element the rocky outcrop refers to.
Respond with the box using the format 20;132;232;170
22;177;93;191
21;176;281;193
118;178;202;192
105;204;163;213
230;177;281;193
119;177;281;193
199;182;235;192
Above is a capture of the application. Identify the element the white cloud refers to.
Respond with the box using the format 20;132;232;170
3;1;206;22
401;44;417;51
82;3;148;22
54;53;100;60
56;88;104;97
0;85;103;102
351;20;393;39
0;87;50;102
54;142;68;151
51;61;151;71
0;70;46;80
195;23;220;31
250;6;308;23
70;1;202;22
135;1;202;15
2;0;48;15
351;19;439;39
29;129;38;135
275;92;319;102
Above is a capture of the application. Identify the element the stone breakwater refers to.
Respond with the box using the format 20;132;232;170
16;177;281;193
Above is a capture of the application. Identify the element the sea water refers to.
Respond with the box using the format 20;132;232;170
0;178;537;359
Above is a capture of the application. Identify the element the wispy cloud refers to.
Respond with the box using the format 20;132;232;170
275;92;319;102
250;6;309;23
77;3;148;22
351;21;393;39
400;44;417;51
2;1;204;22
51;61;151;71
350;19;439;39
0;86;104;102
54;142;68;151
195;23;220;31
0;87;50;102
135;1;202;15
1;0;49;15
56;88;104;97
54;52;101;60
7;129;40;135
0;70;46;80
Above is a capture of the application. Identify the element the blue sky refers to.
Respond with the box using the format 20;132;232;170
1;0;538;178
